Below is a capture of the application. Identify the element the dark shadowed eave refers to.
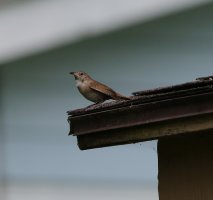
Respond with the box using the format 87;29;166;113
67;75;213;150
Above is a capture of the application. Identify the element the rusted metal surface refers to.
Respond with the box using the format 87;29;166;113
67;76;213;150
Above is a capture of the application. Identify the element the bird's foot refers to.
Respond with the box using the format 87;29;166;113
85;102;104;110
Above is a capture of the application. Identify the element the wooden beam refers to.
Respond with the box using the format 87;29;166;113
158;132;213;200
77;113;213;150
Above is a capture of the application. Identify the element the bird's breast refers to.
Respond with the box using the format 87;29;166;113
76;81;105;103
76;81;88;94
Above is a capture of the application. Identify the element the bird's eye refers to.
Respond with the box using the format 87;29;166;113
80;72;83;76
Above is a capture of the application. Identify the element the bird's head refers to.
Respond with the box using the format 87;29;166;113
70;71;91;82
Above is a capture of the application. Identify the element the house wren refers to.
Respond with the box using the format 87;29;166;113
70;71;130;104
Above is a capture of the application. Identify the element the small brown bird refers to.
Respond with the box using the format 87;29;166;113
70;71;130;104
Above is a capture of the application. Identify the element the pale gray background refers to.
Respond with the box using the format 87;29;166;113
1;2;213;200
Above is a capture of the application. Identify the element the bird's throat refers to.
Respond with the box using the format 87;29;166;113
76;79;83;87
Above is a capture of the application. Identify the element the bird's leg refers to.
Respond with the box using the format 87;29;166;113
85;104;96;109
85;101;104;110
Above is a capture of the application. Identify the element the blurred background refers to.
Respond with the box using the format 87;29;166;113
0;0;213;199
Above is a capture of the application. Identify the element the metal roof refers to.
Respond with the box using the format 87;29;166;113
68;75;213;150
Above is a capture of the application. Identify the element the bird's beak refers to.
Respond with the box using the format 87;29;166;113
70;72;78;79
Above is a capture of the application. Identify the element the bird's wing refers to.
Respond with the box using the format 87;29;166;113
89;81;117;98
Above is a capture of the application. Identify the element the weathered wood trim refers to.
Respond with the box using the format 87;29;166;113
68;77;213;150
158;133;213;200
77;113;213;150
